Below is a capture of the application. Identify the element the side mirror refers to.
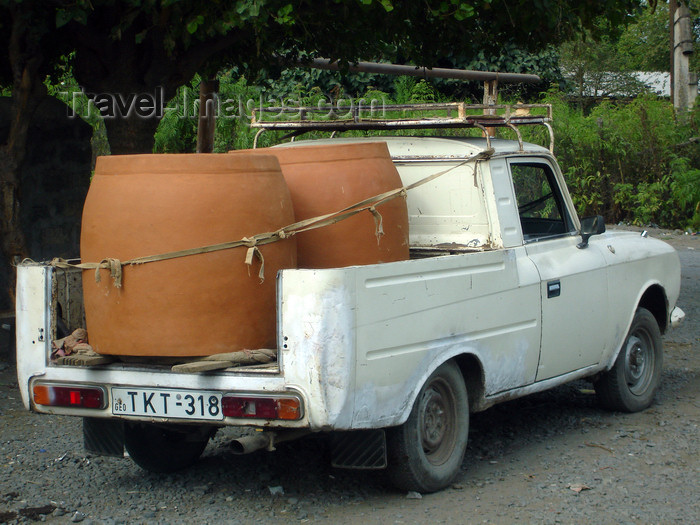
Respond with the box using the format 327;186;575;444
577;215;606;249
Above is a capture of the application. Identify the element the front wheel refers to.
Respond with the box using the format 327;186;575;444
595;308;663;412
387;361;469;493
124;422;213;473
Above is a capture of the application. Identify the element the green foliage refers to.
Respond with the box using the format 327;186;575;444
152;81;198;154
47;60;700;231
615;2;671;72
547;92;700;229
153;72;458;153
392;77;416;104
9;1;692;228
3;0;650;153
154;72;297;153
409;80;438;103
559;25;648;105
670;157;700;230
559;3;699;103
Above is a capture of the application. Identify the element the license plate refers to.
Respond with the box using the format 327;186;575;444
111;387;224;421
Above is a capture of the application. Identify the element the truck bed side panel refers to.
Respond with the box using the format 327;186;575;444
279;250;542;430
351;249;541;427
279;269;357;430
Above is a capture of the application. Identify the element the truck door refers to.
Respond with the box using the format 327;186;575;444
507;158;610;381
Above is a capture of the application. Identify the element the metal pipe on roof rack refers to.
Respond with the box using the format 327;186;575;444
472;123;492;150
253;128;266;149
543;122;555;154
305;58;541;84
506;123;524;152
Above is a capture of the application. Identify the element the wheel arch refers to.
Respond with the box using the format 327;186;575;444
394;351;486;427
386;355;472;492
603;283;669;372
594;306;664;412
453;353;486;413
637;284;669;334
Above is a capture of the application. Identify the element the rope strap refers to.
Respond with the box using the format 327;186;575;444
369;206;384;243
51;149;493;287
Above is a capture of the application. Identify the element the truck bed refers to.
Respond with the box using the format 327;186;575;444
22;262;280;375
34;244;487;374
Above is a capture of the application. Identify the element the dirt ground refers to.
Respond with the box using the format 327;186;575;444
0;227;697;524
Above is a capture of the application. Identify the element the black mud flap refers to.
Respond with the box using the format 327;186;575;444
331;429;387;470
83;417;125;457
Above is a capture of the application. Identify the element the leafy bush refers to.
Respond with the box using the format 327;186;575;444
545;93;699;229
152;80;198;153
670;157;700;230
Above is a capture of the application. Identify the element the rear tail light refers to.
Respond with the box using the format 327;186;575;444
33;383;105;409
222;395;302;420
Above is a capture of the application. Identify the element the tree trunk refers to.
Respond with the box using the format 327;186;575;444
0;8;48;304
102;115;162;155
196;78;219;153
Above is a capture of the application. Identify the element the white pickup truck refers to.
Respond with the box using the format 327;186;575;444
15;104;684;493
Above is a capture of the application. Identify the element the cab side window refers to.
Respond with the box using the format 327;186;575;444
511;163;574;241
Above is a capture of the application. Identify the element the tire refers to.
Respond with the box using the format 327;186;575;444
595;308;663;413
387;361;469;493
124;422;212;473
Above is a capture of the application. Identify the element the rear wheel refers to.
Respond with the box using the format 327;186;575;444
595;308;663;412
124;422;213;473
387;361;469;493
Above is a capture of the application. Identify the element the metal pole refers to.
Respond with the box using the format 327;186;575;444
305;58;541;84
673;2;696;111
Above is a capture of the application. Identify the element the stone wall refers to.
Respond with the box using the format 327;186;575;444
0;96;93;312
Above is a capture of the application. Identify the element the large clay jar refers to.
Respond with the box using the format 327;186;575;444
233;142;409;268
81;154;296;357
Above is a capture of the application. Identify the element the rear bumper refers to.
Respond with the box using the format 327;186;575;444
25;371;310;429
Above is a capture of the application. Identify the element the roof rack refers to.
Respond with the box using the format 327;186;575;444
251;102;554;153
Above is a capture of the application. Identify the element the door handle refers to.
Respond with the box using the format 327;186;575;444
547;280;561;298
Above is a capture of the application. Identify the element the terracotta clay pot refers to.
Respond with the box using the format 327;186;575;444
81;154;296;357
232;142;409;268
